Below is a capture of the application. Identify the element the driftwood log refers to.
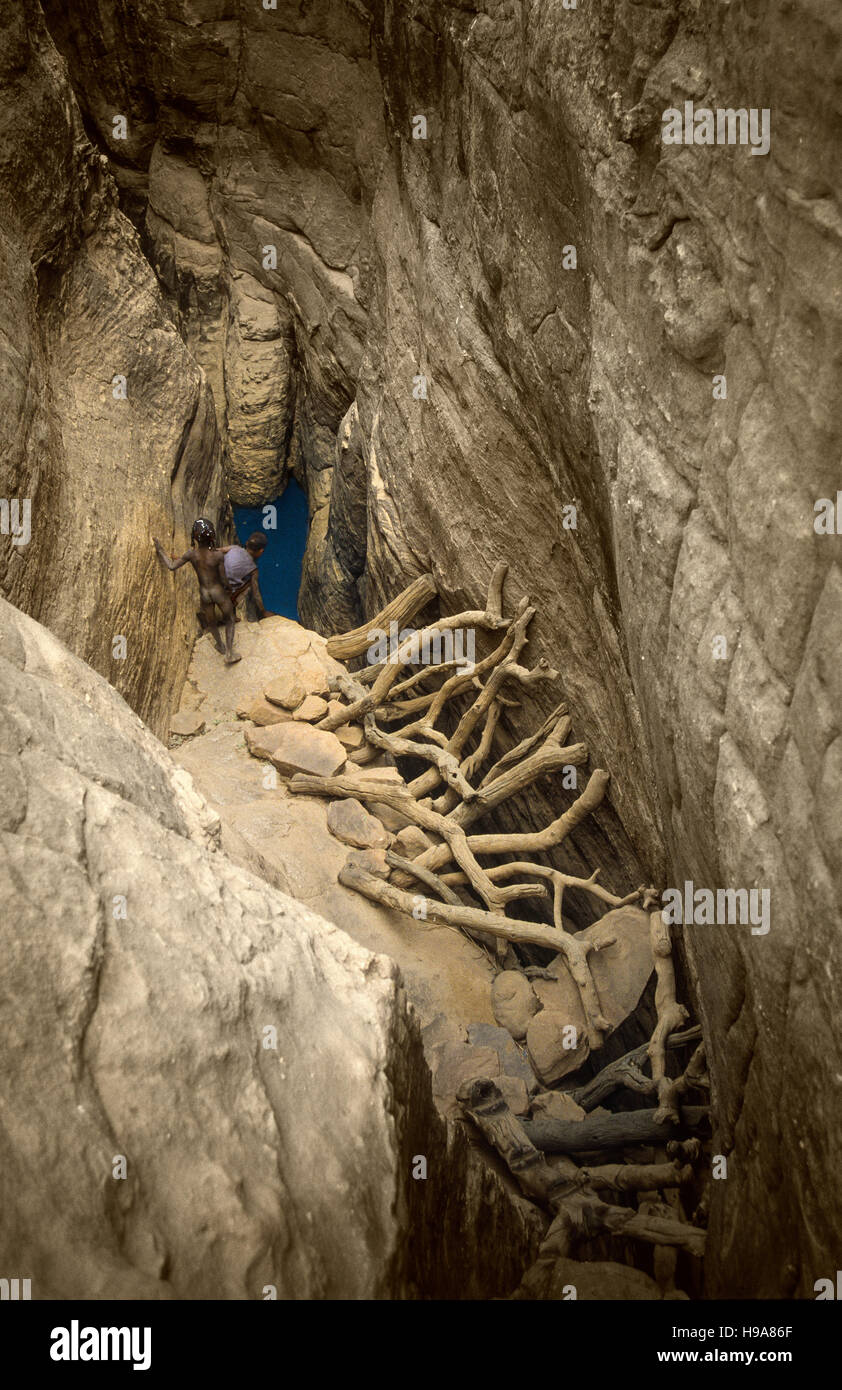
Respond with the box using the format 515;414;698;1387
521;1105;711;1155
325;573;437;660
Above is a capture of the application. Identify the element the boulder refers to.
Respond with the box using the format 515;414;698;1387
335;723;365;750
526;1010;591;1087
292;694;329;722
392;825;434;859
263;724;346;779
264;671;309;710
530;1092;586;1125
491;970;540;1041
170;710;205;737
327;798;391;850
0;596;459;1298
238;696;292;727
526;907;653;1085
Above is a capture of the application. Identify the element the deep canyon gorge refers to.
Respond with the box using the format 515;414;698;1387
1;0;840;1310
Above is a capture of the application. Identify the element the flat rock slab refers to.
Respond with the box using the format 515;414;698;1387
467;1022;538;1089
368;800;413;831
264;675;308;710
170;710;205;737
239;696;292;727
293;695;328;721
354;765;404;786
497;1075;531;1116
266;724;346;778
245;722;296;761
294;652;332;696
264;659;330;708
336;723;364;749
344;848;390;878
431;1043;501;1109
530;1091;586;1125
327;798;391;850
526;1009;590;1086
422;1012;467;1051
325;701;366;748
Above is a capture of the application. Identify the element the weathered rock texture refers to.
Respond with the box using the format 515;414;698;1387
0;594;542;1299
342;0;842;1299
174;615;502;1038
0;2;228;740
33;0;842;1294
42;0;380;530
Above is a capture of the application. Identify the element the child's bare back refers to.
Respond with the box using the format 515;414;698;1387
184;546;229;606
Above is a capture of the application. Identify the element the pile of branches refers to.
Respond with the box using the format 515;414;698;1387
291;564;634;952
286;564;710;1287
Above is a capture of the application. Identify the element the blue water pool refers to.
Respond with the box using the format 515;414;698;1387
232;477;309;621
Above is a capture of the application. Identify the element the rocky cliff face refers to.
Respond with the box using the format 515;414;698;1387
42;0;381;559
23;0;842;1295
0;593;542;1298
346;0;842;1298
0;2;228;740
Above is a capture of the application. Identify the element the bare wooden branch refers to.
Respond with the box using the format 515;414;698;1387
362;712;478;802
580;1162;693;1193
314;559;706;1283
334;858;569;952
318;585;515;732
383;850;463;906
442;860;642;1047
648;909;690;1123
521;1105;710;1154
570;1025;703;1112
655;1042;709;1122
392;767;607;887
325;573;437;660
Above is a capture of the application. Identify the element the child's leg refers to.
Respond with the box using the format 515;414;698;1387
201;599;224;652
219;594;240;664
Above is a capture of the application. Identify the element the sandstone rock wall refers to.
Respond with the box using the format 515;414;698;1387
0;1;228;739
42;0;382;514
0;592;542;1299
347;0;842;1297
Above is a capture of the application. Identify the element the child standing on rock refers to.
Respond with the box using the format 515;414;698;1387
153;518;241;664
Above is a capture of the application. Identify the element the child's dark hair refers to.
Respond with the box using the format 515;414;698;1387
191;518;217;547
246;532;268;552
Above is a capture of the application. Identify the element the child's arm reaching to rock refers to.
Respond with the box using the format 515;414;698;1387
153;537;192;572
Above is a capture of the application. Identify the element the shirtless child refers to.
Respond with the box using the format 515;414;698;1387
153;518;241;664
